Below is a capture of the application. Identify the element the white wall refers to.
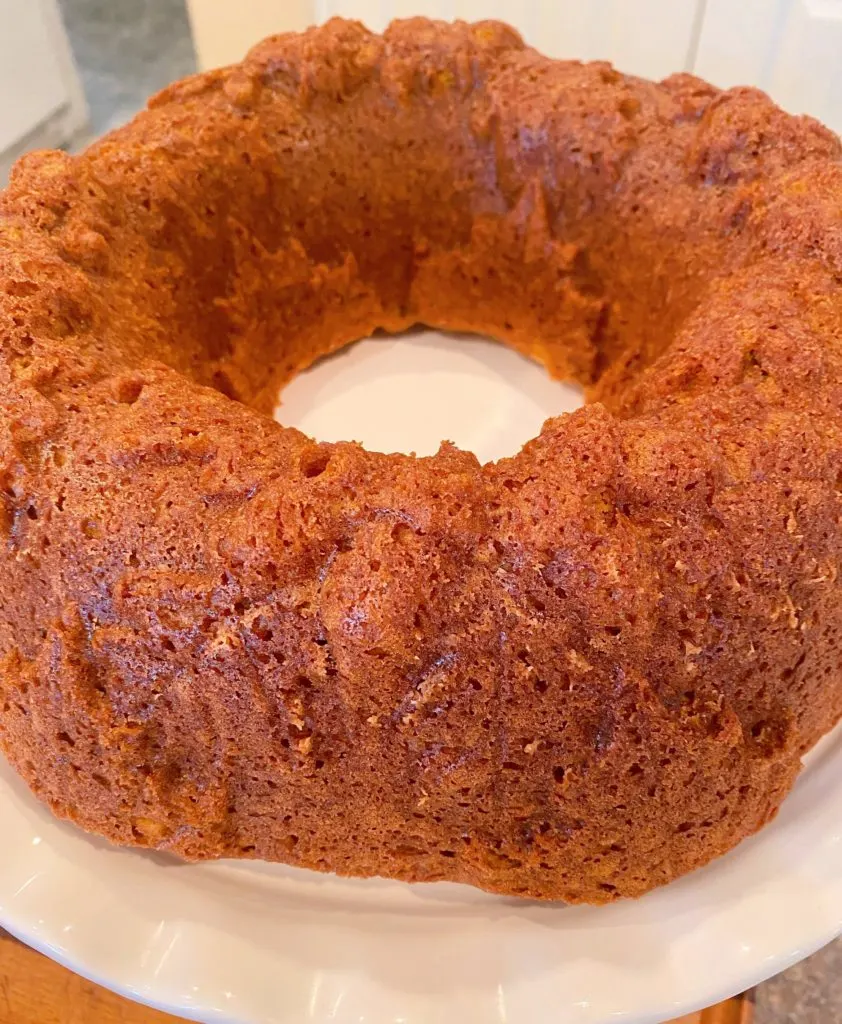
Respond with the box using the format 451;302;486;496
695;0;842;135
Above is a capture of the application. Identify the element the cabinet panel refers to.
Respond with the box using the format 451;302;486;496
694;0;842;135
185;0;313;70
322;0;702;78
189;0;701;80
0;0;69;152
184;0;842;138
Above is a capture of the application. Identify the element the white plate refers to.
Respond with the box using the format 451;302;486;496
1;331;840;1024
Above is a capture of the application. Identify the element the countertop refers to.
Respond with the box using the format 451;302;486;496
755;938;842;1023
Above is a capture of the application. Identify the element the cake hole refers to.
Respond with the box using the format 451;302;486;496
251;618;273;642
81;518;100;538
617;96;640;120
391;522;413;544
277;330;583;462
4;280;39;298
115;377;144;405
300;450;331;478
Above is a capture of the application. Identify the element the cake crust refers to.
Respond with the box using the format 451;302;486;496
1;18;841;903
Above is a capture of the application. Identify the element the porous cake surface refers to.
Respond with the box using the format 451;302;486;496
1;18;841;902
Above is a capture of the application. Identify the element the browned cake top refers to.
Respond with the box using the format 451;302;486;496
0;18;841;902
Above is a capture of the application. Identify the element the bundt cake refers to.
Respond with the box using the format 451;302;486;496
1;18;841;904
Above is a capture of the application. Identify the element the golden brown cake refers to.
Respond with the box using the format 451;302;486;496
1;18;841;904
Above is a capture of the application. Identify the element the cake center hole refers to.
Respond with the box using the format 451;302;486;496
276;329;584;463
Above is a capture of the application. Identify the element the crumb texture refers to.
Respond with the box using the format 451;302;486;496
1;18;841;902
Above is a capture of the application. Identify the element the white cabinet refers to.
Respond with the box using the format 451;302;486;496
0;0;87;179
187;0;842;135
320;0;702;78
190;0;704;80
695;0;842;135
185;0;313;72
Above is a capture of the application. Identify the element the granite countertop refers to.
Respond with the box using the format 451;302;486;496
755;937;842;1023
